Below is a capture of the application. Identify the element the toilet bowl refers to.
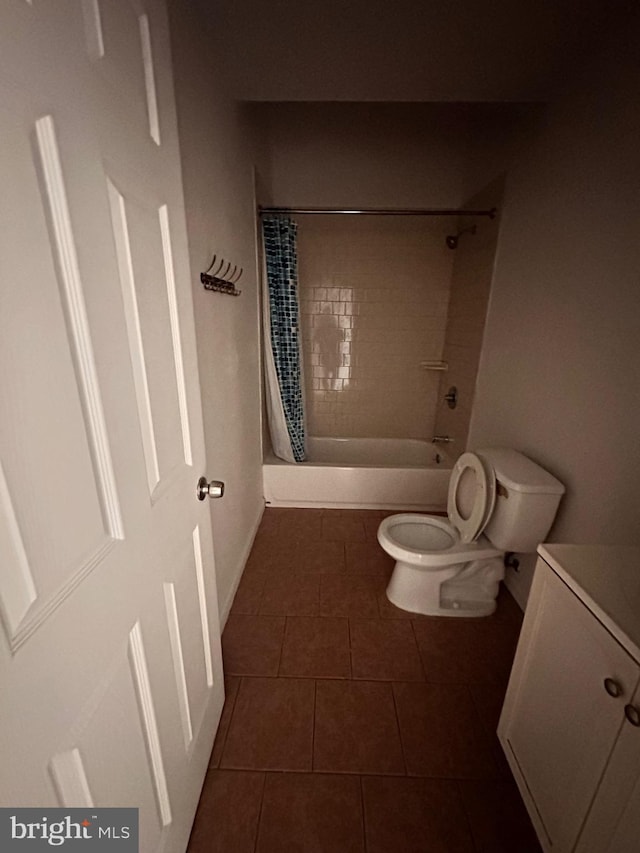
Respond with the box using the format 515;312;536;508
379;513;505;617
377;448;565;618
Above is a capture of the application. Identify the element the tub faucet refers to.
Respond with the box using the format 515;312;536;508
432;435;453;443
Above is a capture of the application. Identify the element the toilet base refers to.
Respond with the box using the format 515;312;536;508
386;557;504;618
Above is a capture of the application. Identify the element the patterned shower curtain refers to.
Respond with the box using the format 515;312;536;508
261;216;306;462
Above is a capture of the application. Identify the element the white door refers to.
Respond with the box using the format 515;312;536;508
0;2;224;851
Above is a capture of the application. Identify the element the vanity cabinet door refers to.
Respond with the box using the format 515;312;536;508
498;562;640;853
575;681;640;852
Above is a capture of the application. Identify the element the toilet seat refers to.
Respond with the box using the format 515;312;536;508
447;452;496;544
377;514;502;568
377;451;500;569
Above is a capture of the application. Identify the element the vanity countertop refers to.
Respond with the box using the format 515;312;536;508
538;544;640;663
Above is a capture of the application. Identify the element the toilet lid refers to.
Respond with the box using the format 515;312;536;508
447;452;496;544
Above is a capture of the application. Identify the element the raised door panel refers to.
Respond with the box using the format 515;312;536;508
500;564;639;852
107;179;190;498
0;105;123;648
86;0;162;150
163;528;212;751
48;624;171;850
93;2;148;121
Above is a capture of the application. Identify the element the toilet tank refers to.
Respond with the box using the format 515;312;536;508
479;448;565;553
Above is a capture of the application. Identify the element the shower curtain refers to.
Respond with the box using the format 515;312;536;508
261;216;306;463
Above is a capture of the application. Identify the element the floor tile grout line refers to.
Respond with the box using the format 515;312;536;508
454;777;482;853
389;681;409;777
465;682;505;778
359;775;368;853
275;618;287;675
215;676;243;769
410;618;430;682
228;671;434;683
467;681;489;736
255;571;268;614
209;764;511;780
315;571;321;617
311;679;318;771
252;769;269;853
375;575;384;619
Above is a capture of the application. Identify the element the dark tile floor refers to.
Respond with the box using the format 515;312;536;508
187;508;542;852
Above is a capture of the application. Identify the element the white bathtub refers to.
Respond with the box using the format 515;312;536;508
263;437;451;510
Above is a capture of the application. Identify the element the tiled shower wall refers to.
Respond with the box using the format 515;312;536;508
433;179;504;457
297;216;455;438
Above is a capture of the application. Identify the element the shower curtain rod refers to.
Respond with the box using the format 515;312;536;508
259;206;497;218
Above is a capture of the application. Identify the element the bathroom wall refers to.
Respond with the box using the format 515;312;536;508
253;103;537;211
297;215;454;438
469;13;640;599
168;1;264;622
205;0;613;103
459;106;544;205
433;178;504;455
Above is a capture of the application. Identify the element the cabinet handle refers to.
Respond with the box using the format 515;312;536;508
624;704;640;727
604;678;623;698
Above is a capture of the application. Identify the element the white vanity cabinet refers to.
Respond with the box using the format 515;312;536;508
498;545;640;853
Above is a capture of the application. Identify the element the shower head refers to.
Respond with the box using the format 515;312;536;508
445;224;477;250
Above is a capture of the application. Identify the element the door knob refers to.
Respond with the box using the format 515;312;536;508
197;476;225;501
624;704;640;727
604;677;623;698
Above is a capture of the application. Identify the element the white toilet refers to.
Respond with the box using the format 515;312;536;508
377;448;565;617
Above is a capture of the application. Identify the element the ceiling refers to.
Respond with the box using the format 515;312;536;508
203;0;615;102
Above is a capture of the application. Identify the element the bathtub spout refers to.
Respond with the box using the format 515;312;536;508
432;435;454;443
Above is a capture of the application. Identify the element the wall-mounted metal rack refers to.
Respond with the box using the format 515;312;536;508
200;255;242;296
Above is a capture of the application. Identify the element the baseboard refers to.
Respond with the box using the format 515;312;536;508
219;501;265;630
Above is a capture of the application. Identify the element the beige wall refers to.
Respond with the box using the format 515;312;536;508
469;17;640;567
433;179;504;454
208;0;612;103
253;103;535;210
297;215;454;438
168;2;264;622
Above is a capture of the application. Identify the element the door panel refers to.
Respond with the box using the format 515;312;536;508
49;633;169;846
80;0;107;62
98;2;151;123
139;12;162;145
0;107;122;647
163;529;213;752
106;179;187;495
0;3;224;851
